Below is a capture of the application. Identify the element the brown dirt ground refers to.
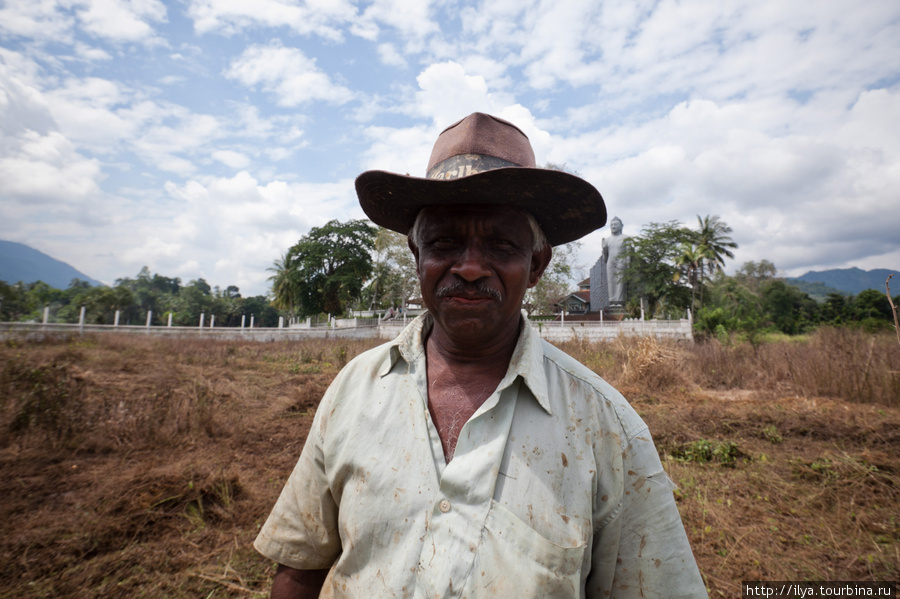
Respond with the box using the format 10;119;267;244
0;334;897;598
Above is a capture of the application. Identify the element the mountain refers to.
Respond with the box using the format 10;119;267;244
0;240;104;289
784;279;848;303
787;267;896;296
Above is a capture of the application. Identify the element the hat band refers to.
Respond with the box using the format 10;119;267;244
427;154;519;180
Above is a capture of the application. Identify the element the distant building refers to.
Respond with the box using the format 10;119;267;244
554;278;592;314
556;289;591;314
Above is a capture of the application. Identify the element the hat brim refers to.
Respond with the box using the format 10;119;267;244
355;167;606;247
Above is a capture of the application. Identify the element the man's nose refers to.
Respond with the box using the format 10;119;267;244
450;243;492;282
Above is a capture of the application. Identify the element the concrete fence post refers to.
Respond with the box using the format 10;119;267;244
43;306;49;324
278;316;284;329
146;311;152;328
79;306;86;335
199;313;205;328
241;314;246;329
210;314;215;328
114;310;120;326
167;313;173;327
250;315;255;328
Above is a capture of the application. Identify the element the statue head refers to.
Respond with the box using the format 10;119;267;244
610;216;623;235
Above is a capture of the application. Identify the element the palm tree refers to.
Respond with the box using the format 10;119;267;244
694;215;738;306
674;242;710;313
267;252;298;319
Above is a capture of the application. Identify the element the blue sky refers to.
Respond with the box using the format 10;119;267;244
1;0;899;297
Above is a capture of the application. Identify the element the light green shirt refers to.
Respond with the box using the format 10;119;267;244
255;314;706;598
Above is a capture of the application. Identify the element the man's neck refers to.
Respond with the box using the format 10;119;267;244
423;318;522;462
425;315;521;371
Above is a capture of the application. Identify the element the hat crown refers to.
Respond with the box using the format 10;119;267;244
426;113;536;179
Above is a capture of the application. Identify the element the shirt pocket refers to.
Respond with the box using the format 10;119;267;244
471;500;586;596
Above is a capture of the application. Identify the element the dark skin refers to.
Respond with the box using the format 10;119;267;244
269;565;329;599
269;204;552;597
410;205;551;461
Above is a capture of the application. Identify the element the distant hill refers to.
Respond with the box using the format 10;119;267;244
787;267;896;296
784;279;848;302
0;240;103;289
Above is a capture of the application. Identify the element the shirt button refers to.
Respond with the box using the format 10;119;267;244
439;499;451;513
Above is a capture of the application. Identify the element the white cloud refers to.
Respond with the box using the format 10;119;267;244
355;0;438;47
2;0;898;297
44;77;135;150
0;130;102;204
0;51;55;138
412;61;494;125
187;0;356;41
0;52;105;209
360;123;435;177
122;172;364;295
74;42;112;61
377;43;407;68
0;0;167;44
0;0;76;43
159;75;185;85
212;149;250;169
225;42;354;107
131;109;223;175
75;0;167;43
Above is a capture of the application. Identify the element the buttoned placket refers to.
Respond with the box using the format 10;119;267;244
413;361;521;598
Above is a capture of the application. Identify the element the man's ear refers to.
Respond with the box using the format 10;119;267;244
527;244;552;288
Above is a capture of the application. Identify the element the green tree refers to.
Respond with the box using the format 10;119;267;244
850;289;894;321
22;281;65;321
243;295;281;327
692;215;738;307
268;252;301;318
281;219;376;318
525;241;582;316
115;267;182;324
694;272;764;342
0;281;28;321
822;292;849;324
761;280;819;335
674;242;710;312
620;221;694;318
365;228;419;312
172;279;214;326
734;260;777;294
694;215;737;271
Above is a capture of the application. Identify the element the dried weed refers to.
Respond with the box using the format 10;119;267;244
1;332;898;598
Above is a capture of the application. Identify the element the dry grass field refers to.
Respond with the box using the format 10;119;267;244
1;328;898;598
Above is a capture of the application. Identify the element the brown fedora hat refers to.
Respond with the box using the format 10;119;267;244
355;112;606;246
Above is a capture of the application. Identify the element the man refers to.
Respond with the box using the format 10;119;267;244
255;113;706;598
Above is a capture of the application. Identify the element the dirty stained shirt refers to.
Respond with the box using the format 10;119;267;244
254;314;707;598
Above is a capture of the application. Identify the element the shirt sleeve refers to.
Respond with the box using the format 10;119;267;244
590;428;708;599
253;402;341;570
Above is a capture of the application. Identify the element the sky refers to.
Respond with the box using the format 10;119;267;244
1;0;899;298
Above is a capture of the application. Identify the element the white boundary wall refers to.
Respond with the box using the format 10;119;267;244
0;319;693;343
531;319;693;342
377;319;693;342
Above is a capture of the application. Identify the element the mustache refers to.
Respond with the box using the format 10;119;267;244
435;279;502;302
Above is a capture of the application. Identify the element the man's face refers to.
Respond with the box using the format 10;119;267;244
410;205;550;344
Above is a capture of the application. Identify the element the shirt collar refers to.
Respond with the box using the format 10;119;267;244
383;313;552;415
